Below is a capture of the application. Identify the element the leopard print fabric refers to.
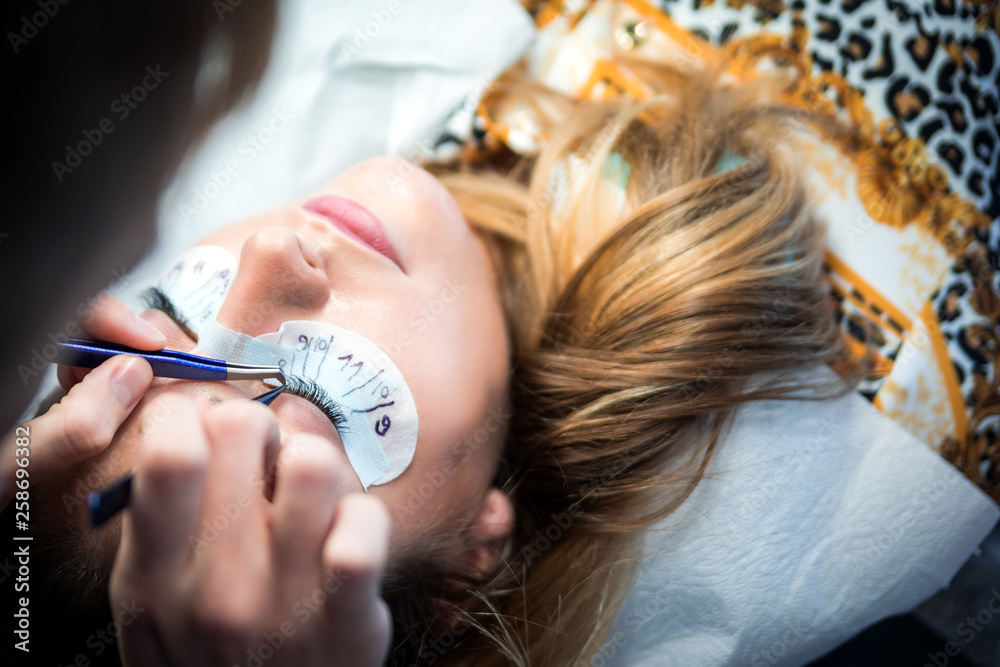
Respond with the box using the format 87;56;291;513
658;0;998;219
623;0;1000;499
661;0;1000;497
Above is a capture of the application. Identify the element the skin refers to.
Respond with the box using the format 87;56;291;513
0;299;164;511
90;155;514;547
7;156;515;666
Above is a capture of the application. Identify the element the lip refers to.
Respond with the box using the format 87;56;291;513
302;195;404;271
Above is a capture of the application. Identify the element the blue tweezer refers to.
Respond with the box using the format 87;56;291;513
53;337;287;526
55;337;286;384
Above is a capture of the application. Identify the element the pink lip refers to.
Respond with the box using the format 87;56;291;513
302;195;404;271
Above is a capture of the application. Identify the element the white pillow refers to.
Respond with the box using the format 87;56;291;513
606;370;998;666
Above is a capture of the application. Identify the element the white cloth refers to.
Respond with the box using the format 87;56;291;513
607;373;999;666
152;0;535;257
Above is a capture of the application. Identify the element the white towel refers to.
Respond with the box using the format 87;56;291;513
153;0;535;252
607;371;999;666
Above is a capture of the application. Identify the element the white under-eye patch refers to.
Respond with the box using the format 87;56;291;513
155;245;237;330
154;245;419;488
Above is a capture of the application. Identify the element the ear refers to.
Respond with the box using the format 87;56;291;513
462;488;514;579
428;489;514;635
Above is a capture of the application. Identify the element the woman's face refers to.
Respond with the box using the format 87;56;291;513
64;157;512;555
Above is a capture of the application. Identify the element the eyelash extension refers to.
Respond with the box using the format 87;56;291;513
283;376;349;431
140;286;198;340
141;287;346;431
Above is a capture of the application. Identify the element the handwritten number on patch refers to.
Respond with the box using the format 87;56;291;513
281;335;403;436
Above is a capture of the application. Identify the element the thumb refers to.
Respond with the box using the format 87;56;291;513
59;292;166;392
28;355;152;480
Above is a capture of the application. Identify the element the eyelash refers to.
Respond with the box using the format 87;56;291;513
140;286;348;431
283;376;349;430
140;287;196;339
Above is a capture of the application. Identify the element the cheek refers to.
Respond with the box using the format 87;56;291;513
399;336;504;504
395;261;508;477
403;320;491;452
372;428;488;542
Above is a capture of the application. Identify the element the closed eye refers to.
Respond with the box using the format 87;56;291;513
283;376;348;430
141;287;347;431
141;286;198;341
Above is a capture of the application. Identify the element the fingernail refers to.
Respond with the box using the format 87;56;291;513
135;315;167;344
111;356;153;409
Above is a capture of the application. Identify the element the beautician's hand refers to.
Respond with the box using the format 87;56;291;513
110;396;392;667
56;289;168;391
0;292;165;509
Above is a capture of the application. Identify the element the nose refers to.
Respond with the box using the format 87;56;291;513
215;226;329;335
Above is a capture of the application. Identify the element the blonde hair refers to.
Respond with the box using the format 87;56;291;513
387;58;860;666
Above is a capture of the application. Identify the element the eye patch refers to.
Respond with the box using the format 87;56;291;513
154;245;419;488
